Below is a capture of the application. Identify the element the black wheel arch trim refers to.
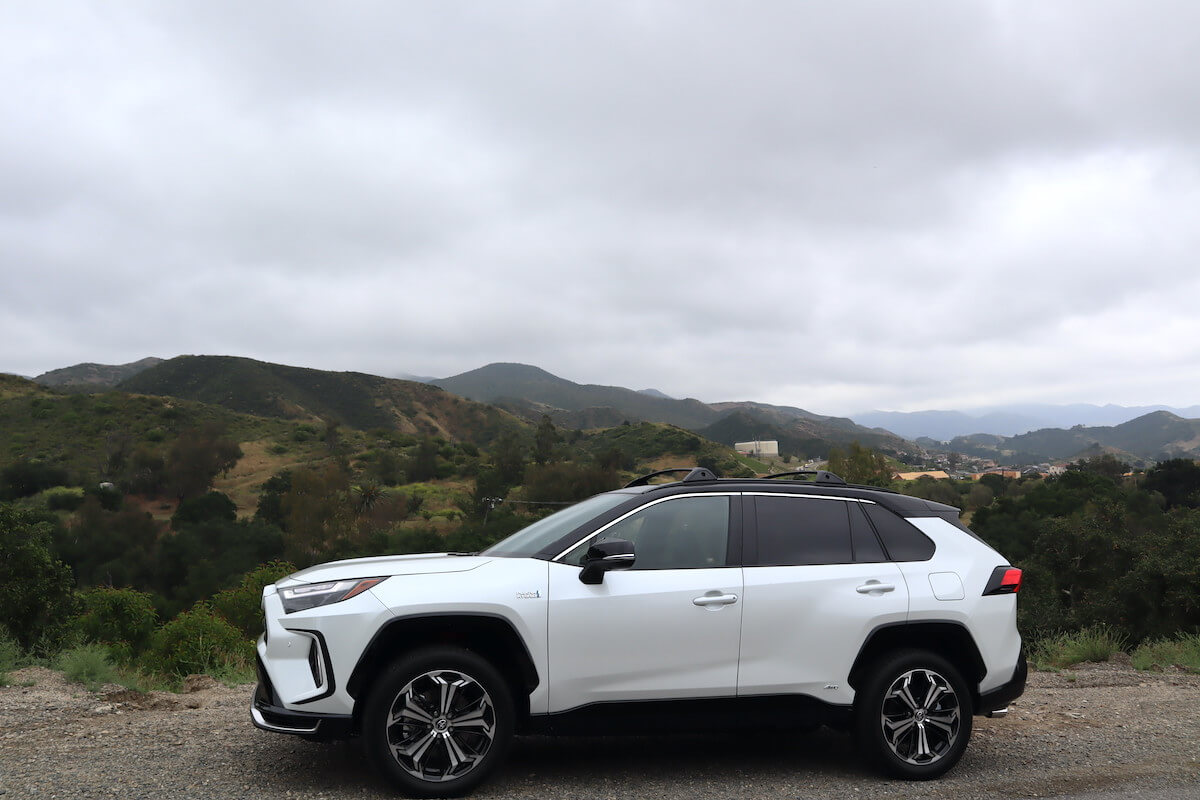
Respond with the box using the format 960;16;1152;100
848;620;988;697
345;612;540;709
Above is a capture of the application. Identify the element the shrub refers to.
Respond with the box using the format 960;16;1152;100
0;504;78;649
211;561;296;638
0;630;20;686
58;644;117;690
44;487;85;512
1131;634;1200;673
1031;625;1127;669
73;587;158;655
148;603;252;676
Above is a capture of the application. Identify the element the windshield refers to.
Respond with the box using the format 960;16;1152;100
481;492;633;559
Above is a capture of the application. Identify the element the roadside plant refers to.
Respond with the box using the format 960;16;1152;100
148;602;252;677
73;586;158;656
57;644;117;690
211;560;296;638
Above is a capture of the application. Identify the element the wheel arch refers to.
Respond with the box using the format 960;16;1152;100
346;613;540;729
848;621;986;704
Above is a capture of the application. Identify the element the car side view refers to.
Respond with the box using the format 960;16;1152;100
252;468;1026;797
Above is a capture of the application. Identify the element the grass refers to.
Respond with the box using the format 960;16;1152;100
0;633;21;687
1131;633;1200;673
1030;625;1127;669
57;644;118;690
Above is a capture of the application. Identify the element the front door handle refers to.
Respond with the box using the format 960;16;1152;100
856;581;896;594
693;593;738;607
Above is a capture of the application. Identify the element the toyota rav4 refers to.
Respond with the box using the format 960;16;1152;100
252;468;1026;796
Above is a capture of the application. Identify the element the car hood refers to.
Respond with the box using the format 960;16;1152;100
276;553;489;587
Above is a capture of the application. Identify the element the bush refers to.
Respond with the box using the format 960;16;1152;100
211;561;296;638
0;504;77;650
1031;625;1127;669
148;603;252;676
44;487;85;512
0;630;20;686
1131;634;1200;673
73;587;158;655
58;644;117;690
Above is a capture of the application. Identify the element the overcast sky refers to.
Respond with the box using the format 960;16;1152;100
3;1;1198;415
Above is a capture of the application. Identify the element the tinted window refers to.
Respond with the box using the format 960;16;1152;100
754;496;852;566
862;503;935;561
564;495;730;570
848;503;887;562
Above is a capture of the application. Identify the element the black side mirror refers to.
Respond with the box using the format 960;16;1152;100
579;538;636;585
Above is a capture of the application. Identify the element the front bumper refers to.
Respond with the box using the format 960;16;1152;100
977;647;1028;715
251;656;355;740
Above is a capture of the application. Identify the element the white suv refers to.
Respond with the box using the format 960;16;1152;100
252;468;1026;797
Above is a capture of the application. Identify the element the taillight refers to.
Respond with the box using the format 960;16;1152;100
983;566;1022;595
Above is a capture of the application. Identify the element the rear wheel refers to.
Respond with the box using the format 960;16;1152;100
854;649;972;779
362;647;514;798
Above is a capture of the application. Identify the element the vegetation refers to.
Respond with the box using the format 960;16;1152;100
4;360;1200;689
1030;625;1128;670
57;643;119;690
1131;633;1200;673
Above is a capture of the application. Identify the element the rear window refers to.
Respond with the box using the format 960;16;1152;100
862;503;935;562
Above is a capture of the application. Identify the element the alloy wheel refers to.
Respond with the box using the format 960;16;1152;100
879;668;961;765
385;669;497;783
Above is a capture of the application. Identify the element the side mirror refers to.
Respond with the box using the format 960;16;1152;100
579;538;636;585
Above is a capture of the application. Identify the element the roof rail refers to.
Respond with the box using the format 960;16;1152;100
623;467;718;488
761;470;847;485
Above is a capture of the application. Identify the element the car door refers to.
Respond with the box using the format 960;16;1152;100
737;494;909;707
546;493;743;713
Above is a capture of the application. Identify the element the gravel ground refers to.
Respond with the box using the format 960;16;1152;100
2;657;1198;800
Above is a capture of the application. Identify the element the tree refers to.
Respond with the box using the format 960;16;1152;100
492;432;527;486
1143;458;1200;509
407;438;440;483
533;415;561;465
280;464;354;564
166;424;243;500
826;442;893;488
0;504;76;648
0;459;68;500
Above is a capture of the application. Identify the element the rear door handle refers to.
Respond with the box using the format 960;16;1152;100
693;593;738;607
856;581;896;594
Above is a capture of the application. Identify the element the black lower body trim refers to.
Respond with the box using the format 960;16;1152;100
523;694;852;736
977;648;1028;714
252;657;354;740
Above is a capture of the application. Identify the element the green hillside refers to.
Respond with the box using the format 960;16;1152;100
434;363;722;429
943;410;1200;463
698;407;918;461
119;355;525;446
33;357;163;390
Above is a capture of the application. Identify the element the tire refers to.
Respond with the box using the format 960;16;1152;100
362;646;515;798
854;649;973;780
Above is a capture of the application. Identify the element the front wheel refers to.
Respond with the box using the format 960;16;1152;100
362;647;514;798
854;649;973;779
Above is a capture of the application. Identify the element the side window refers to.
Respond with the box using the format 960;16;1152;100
753;496;853;566
563;495;731;570
848;503;887;563
862;503;936;562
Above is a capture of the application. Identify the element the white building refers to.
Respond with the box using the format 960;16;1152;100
735;440;779;457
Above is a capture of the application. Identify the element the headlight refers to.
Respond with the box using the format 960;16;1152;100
279;577;387;614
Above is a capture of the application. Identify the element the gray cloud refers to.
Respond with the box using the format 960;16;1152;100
3;1;1199;415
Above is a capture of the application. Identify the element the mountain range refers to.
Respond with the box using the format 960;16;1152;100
23;355;1200;464
855;404;1200;441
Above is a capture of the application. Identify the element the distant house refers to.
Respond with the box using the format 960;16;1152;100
894;470;951;481
970;470;1022;480
735;440;779;457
